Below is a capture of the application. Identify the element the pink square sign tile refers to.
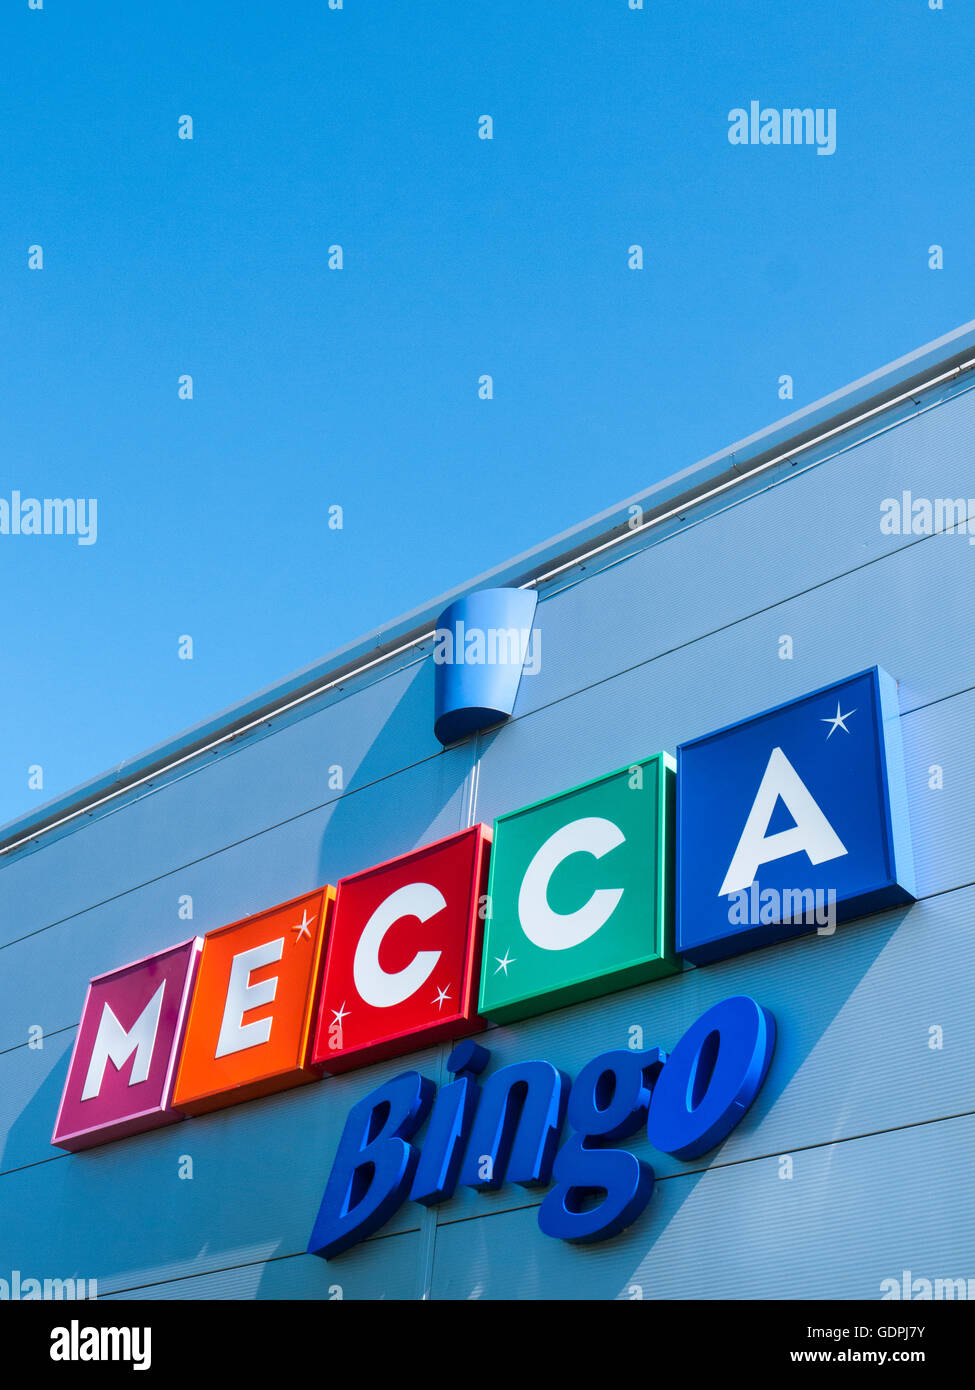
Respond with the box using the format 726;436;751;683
52;937;202;1152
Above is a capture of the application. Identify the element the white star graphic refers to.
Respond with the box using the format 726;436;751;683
494;950;515;975
821;701;857;739
290;909;314;942
432;985;451;1011
330;1001;350;1027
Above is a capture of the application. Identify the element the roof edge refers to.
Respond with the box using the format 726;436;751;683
4;318;975;852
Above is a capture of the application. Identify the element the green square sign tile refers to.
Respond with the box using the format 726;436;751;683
478;752;678;1023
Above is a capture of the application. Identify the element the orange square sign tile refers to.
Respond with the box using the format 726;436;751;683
173;886;334;1115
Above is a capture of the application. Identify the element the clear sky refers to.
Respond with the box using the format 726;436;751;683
1;0;971;826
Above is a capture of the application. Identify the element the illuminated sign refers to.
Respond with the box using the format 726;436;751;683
52;939;201;1152
51;666;915;1252
310;827;490;1072
306;996;776;1256
479;753;677;1022
677;668;915;963
173;888;333;1114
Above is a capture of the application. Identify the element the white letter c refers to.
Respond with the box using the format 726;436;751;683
353;882;445;1008
518;817;625;951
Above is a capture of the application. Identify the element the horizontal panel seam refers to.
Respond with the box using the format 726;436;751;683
94;1228;417;1298
0;488;970;887
1;649;972;963
77;1108;975;1296
0;743;451;955
3;1067;974;1185
432;1107;975;1228
516;521;973;730
3;872;974;1055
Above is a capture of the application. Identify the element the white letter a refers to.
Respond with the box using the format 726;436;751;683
719;746;847;895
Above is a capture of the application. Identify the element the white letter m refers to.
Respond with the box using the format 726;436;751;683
81;985;165;1100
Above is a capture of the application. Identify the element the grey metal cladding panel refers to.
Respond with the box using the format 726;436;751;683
99;1234;421;1300
0;1027;75;1173
515;387;975;719
900;688;975;898
0;748;472;1051
475;529;974;833
0;1043;440;1294
429;1112;975;1300
0;656;440;949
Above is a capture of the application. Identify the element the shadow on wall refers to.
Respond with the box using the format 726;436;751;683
314;655;477;890
0;656;478;1295
0;883;911;1298
319;909;916;1299
399;903;914;1300
0;641;919;1299
611;903;916;1302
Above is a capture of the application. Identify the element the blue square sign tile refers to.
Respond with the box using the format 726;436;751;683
676;667;915;964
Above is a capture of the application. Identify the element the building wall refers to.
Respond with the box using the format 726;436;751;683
2;375;974;1299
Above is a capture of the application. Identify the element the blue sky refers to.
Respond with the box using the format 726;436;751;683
1;0;971;826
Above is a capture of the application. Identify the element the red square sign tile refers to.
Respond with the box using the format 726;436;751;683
311;825;490;1074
